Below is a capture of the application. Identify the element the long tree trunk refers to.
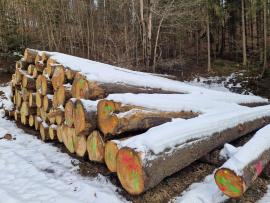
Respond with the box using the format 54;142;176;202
242;0;247;66
262;0;268;75
207;10;211;72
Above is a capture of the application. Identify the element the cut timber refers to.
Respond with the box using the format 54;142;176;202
97;100;197;136
63;126;75;154
105;140;122;173
215;125;270;198
74;99;97;135
64;99;75;127
36;75;42;92
28;115;35;127
116;106;270;195
34;53;42;66
45;58;58;78
65;69;78;81
53;85;72;108
55;108;64;125
14;111;21;121
40;75;53;95
71;77;178;100
36;92;43;108
86;131;105;163
15;90;22;108
40;122;50;141
16;59;28;70
27;64;35;75
35;116;42;131
74;133;87;157
51;65;66;90
20;101;36;116
39;108;48;122
48;109;56;124
29;93;37;107
20;114;29;125
49;125;57;140
21;88;30;102
24;48;38;64
15;69;27;84
41;52;51;63
43;95;53;112
22;74;36;90
57;125;63;143
32;67;38;78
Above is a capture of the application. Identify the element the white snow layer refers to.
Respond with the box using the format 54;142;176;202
0;84;14;111
175;124;270;203
119;105;270;156
45;51;268;104
0;112;125;203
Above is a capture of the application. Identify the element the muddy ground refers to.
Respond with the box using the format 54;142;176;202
2;69;270;203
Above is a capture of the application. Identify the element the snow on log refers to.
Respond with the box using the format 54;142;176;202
116;105;270;195
86;130;105;162
215;124;270;198
51;65;66;90
34;116;42;131
23;48;38;64
53;84;72;108
74;99;97;135
97;99;198;137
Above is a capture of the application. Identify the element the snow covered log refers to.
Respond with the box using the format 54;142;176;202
97;99;198;136
53;85;72;108
86;130;105;162
34;116;42;131
71;77;178;100
215;124;270;198
51;65;66;90
116;105;270;195
24;48;38;64
74;99;97;135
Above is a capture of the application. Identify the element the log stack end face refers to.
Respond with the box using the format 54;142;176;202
215;168;245;198
117;147;144;195
72;78;90;99
104;141;119;173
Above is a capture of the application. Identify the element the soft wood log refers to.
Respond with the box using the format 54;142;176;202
53;85;72;108
51;65;66;90
40;75;53;95
55;108;64;125
215;125;270;198
41;52;51;64
14;110;21;121
32;67;38;78
36;75;42;92
43;95;53;112
86;130;105;163
71;77;178;100
57;125;63;143
39;108;48;122
8;110;15;118
37;107;41;117
21;88;30;102
63;126;75;154
74;133;87;157
24;48;38;64
15;69;27;84
29;92;37;107
27;64;35;75
74;99;97;135
20;101;36;116
35;116;42;131
22;74;36;90
15;90;22;108
64;99;75;127
36;92;43;108
34;53;42;66
97;100;197;136
65;69;78;81
49;124;57;140
105;140;124;173
116;107;270;195
28;115;35;127
20;114;29;125
16;59;29;70
40;122;50;141
48;109;56;124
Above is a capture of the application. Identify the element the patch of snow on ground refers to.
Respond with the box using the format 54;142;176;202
0;112;125;203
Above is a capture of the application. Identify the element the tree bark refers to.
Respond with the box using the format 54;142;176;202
242;0;247;66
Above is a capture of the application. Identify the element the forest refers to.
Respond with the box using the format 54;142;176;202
0;0;269;76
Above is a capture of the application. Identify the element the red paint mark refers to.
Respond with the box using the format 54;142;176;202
255;161;263;175
121;153;139;171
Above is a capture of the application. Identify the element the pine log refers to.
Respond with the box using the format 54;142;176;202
71;77;178;100
105;139;124;173
64;99;75;127
16;59;29;70
36;75;42;92
43;94;53;112
28;115;35;127
20;114;29;125
27;64;35;75
32;67;38;78
8;110;15;118
57;125;63;143
24;48;38;64
15;69;27;84
20;101;36;116
97;100;197;137
51;65;66;90
22;74;36;90
34;53;42;66
55;108;64;125
40;75;53;95
74;133;87;157
215;125;270;198
14;110;21;121
65;68;78;81
63;126;75;154
21;88;30;102
35;116;42;131
29;92;37;107
53;85;72;108
15;90;22;108
40;122;50;141
36;92;43;108
49;124;57;140
86;130;105;163
48;109;56;124
41;52;51;64
116;106;270;195
39;108;48;122
74;99;97;135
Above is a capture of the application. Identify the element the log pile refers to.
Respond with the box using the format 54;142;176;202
6;48;270;197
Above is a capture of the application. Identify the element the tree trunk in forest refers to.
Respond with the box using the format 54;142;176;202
262;0;268;75
207;10;211;72
242;0;247;66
